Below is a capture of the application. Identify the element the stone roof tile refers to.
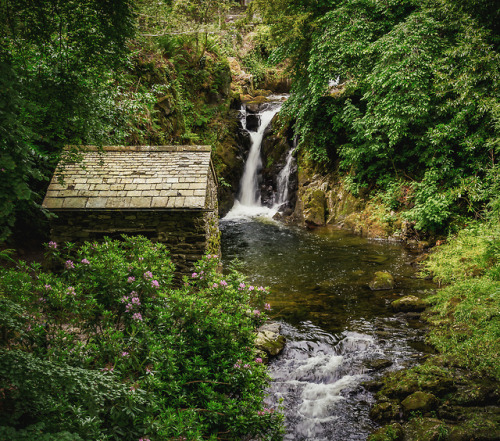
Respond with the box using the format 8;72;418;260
42;146;213;210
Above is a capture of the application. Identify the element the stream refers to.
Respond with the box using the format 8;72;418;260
220;97;434;440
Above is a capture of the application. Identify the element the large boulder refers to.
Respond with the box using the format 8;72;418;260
302;188;327;227
401;391;439;414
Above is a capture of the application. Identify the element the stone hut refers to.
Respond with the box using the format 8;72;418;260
42;146;219;275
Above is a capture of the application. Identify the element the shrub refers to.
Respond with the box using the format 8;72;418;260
0;236;283;440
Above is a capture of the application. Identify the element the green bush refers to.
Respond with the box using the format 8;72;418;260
424;222;500;379
0;236;283;440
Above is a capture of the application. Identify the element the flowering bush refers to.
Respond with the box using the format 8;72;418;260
0;236;283;440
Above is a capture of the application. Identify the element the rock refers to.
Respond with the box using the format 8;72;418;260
245;114;260;131
255;322;286;357
368;423;404;441
401;391;439;414
156;95;174;116
244;95;270;113
403;418;447;441
391;295;426;312
369;400;401;422
366;358;393;371
369;271;395;290
302;188;327;227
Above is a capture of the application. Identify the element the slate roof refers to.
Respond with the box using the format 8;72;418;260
42;146;215;210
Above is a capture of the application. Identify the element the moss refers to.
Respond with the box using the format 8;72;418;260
369;271;395;290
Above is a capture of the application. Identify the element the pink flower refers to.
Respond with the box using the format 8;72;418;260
212;283;218;288
234;363;241;369
253;309;261;316
255;358;263;363
220;280;227;287
264;303;271;311
121;296;129;303
151;280;159;288
132;312;143;321
138;257;144;261
44;284;52;290
192;272;198;278
122;351;129;357
244;364;250;369
145;367;153;375
81;258;90;265
239;282;245;290
131;297;141;305
48;241;57;249
65;260;74;269
257;286;265;291
143;271;153;279
127;276;135;283
248;286;255;291
66;286;76;296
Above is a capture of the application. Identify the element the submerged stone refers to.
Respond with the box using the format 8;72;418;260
391;295;426;312
369;271;395;290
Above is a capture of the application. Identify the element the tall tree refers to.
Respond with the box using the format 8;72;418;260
0;0;135;241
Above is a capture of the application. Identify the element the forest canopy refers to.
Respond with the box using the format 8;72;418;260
253;0;500;232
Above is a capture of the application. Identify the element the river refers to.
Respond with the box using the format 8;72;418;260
219;97;434;440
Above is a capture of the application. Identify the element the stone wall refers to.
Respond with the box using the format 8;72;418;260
50;209;216;276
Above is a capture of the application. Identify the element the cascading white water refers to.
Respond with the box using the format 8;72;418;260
275;136;298;206
238;104;283;206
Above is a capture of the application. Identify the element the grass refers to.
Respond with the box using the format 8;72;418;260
423;221;500;380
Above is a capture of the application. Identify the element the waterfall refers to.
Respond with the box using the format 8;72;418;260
275;136;298;206
237;104;283;206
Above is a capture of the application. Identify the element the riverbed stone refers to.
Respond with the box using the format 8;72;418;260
255;322;286;357
369;400;401;422
391;295;426;312
402;418;447;441
402;391;439;414
368;423;404;441
369;271;395;290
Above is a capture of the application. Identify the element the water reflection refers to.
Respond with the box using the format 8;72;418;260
221;218;433;440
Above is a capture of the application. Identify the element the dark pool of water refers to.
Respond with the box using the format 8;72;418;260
221;217;434;441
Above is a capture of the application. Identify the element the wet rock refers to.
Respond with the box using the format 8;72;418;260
245;113;260;132
401;391;439;414
369;400;401;422
369;271;395;290
391;295;426;312
368;423;404;441
244;95;270;113
363;379;384;392
255;322;286;357
366;358;393;371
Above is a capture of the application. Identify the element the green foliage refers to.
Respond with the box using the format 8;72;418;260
424;221;500;379
0;237;283;440
0;0;135;241
254;0;500;232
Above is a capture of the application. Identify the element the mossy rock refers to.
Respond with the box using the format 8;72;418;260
403;418;448;441
391;296;426;312
401;391;439;414
255;322;286;357
244;95;270;112
302;189;327;226
370;400;402;422
368;423;404;441
369;271;395;290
